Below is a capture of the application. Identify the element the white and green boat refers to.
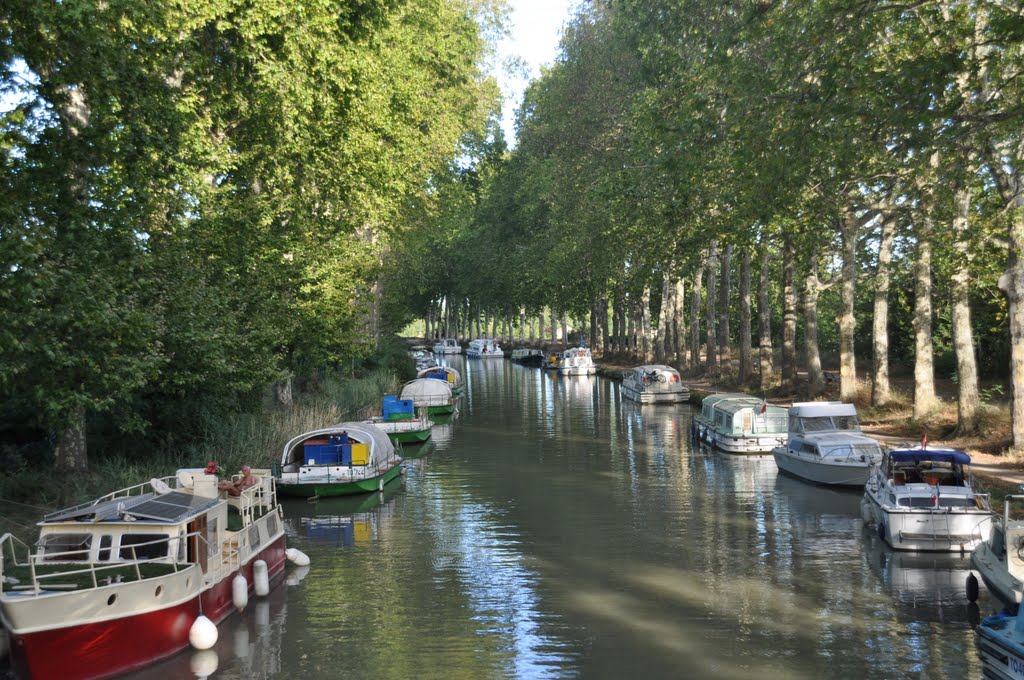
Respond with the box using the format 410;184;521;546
276;422;404;498
417;365;463;396
399;378;456;416
693;394;788;454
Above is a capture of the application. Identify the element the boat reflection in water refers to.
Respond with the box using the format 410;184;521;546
864;534;982;625
282;477;402;549
128;579;295;680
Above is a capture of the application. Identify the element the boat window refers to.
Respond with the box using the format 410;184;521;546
833;415;860;431
267;513;279;536
249;524;262;550
801;443;817;454
798;417;839;432
119;534;170;560
939;497;979;508
98;534;113;561
207;518;218;558
40;533;92;561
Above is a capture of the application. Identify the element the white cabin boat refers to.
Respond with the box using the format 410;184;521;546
621;365;689;404
277;422;404;498
557;346;596;375
693;394;787;454
969;494;1024;613
862;447;992;552
400;377;456;415
0;469;290;680
466;338;504;358
432;338;462;354
771;402;883;486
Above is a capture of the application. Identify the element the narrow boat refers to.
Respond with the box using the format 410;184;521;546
466;338;504;358
692;394;787;454
0;468;289;680
510;347;544;366
432;337;462;355
363;395;433;445
276;422;404;498
417;365;463;395
862;447;992;552
771;401;882;486
557;346;597;375
977;611;1024;679
969;494;1024;613
399;377;456;416
621;365;689;404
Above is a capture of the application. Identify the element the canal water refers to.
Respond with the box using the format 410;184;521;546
130;355;987;679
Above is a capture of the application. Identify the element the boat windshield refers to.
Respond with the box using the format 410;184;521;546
797;415;860;433
896;496;978;509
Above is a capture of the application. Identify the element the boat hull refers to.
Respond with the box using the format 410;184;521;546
276;464;403;498
558;366;596;375
621;384;688;404
693;420;783;454
4;535;286;680
862;493;991;552
773;449;873;487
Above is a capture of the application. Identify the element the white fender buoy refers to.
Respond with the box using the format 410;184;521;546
232;573;248;611
190;649;219;679
286;548;310;566
253;560;269;597
189;615;218;650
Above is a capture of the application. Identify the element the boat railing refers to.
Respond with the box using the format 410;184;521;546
0;531;202;595
43;475;179;522
222;472;277;527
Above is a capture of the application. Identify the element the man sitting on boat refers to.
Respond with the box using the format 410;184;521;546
219;464;257;497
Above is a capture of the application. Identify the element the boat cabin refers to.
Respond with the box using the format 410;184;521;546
879;448;980;508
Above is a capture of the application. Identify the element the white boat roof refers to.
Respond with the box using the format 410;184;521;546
280;421;394;465
790;402;858;417
400;378;453;399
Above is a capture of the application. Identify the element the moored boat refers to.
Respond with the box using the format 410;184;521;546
621;365;689;404
557;346;597;375
977;611;1024;679
969;494;1024;613
363;396;433;445
0;468;289;680
417;365;463;395
276;422;403;498
771;401;882;486
862;447;992;552
399;377;456;416
510;347;544;366
432;338;462;355
693;394;787;454
466;338;504;358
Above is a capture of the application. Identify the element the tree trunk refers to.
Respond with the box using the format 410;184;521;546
640;285;652;362
274;375;294;407
758;242;774;391
550;308;557;345
561;311;568;345
706;242;718;373
719;243;732;374
673;278;686;366
599;294;609;355
739;248;752;384
913;218;938;419
54;404;88;472
803;244;824;398
950;184;980;433
782;234;798;391
839;210;859;403
690;267;703;370
656;272;671;362
871;213;895;406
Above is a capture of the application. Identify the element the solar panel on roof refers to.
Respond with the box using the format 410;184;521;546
125;492;220;522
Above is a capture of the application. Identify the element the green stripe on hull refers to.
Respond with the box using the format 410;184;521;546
427;404;455;416
277;464;403;498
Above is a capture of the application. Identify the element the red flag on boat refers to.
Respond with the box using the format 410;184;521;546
760;400;768;415
921;432;928;450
